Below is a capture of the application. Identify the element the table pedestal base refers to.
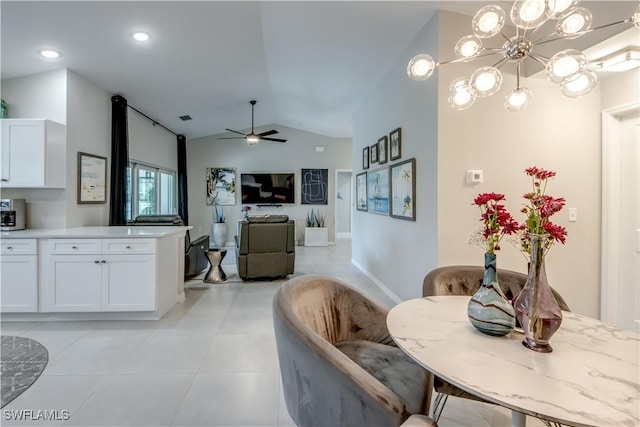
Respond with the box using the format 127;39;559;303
204;249;227;283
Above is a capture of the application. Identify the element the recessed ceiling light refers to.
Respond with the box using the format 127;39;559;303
130;31;151;42
38;49;61;59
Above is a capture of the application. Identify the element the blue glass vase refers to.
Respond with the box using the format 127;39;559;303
467;252;516;336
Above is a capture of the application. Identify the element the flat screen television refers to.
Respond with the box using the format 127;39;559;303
241;173;295;204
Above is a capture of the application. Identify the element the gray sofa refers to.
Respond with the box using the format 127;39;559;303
273;275;434;427
235;215;295;280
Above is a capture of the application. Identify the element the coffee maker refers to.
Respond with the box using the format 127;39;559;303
0;199;26;231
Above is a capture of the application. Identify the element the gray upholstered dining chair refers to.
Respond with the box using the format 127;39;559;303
422;265;570;421
273;275;437;427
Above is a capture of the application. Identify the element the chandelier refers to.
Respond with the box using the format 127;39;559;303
407;0;640;112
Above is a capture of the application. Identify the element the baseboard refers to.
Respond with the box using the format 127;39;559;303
336;232;351;239
351;258;402;305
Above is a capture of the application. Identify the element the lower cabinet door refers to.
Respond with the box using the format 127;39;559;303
102;255;156;311
42;255;102;312
0;255;38;312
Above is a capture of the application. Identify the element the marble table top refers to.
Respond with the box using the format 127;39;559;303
387;296;640;427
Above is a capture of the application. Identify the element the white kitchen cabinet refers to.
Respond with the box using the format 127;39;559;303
0;119;66;188
41;238;156;312
0;239;38;312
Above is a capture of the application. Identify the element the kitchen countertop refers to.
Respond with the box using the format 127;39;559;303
0;226;192;239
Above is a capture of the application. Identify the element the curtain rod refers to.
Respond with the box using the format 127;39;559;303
127;104;178;136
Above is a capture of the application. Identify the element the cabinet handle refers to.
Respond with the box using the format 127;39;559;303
1;179;8;182
101;260;106;263
95;260;100;264
6;246;13;250
72;246;78;249
126;245;132;249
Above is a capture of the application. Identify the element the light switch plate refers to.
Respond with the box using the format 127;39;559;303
466;170;483;184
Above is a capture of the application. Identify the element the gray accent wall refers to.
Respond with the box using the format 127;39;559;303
186;126;352;245
352;13;440;303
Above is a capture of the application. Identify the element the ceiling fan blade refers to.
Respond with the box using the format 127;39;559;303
217;136;245;140
225;128;247;136
258;130;279;137
261;137;287;143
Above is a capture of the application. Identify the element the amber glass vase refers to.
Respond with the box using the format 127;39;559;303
513;234;563;353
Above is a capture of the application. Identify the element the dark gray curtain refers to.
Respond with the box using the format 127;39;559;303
109;95;129;225
177;134;189;224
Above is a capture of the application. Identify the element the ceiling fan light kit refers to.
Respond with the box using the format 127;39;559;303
218;100;287;144
407;0;640;112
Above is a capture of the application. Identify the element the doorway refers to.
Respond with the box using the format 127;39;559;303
335;169;352;239
601;106;640;332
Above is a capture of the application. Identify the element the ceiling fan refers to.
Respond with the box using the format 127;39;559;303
218;100;286;145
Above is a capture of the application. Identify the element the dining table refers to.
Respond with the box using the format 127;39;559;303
386;295;640;427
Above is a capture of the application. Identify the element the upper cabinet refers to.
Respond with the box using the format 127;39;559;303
0;119;66;188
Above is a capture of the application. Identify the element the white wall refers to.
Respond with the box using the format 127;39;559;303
600;68;640;111
129;108;177;171
352;12;439;302
65;70;111;227
187;126;351;245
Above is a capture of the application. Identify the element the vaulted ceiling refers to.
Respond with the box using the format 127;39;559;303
2;1;637;139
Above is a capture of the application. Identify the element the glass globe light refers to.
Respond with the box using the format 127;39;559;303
549;0;579;19
561;70;597;97
632;3;640;28
448;78;476;110
407;54;436;81
556;7;592;38
504;88;532;112
472;5;506;38
546;49;586;84
455;35;483;61
510;0;551;29
469;67;503;97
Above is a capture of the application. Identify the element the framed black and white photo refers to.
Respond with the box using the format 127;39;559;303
390;127;402;161
370;143;378;163
378;135;388;164
362;146;370;170
77;152;107;204
356;172;368;211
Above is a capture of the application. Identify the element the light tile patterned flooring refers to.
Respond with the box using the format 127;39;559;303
1;239;544;426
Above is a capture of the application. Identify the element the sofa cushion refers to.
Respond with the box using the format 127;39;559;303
335;339;429;415
247;214;289;223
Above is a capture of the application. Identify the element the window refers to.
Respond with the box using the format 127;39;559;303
126;160;177;222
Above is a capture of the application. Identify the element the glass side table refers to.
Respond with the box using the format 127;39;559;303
204;248;227;283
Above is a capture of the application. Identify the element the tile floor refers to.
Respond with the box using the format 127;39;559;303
1;239;545;426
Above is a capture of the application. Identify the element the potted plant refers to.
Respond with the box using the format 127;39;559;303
304;209;328;247
211;203;227;248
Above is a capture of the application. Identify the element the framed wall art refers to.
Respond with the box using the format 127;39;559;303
378;135;388;164
370;143;378;163
362;146;370;170
390;127;402;161
77;152;107;204
366;167;389;215
356;172;368;211
390;158;416;221
301;168;328;205
206;167;236;205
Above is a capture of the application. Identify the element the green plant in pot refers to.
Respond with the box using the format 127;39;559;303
305;209;325;228
304;209;327;246
211;201;227;248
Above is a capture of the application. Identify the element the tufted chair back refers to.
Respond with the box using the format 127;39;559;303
422;265;570;310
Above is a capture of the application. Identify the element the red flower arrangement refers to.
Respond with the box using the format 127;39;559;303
520;166;567;254
471;192;521;254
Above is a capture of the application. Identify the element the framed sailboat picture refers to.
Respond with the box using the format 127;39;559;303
367;167;389;215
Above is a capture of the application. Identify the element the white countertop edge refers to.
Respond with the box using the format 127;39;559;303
0;225;193;239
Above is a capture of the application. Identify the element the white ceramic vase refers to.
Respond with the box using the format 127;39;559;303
211;222;227;248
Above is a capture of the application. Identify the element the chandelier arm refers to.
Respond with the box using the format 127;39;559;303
499;31;511;42
437;51;503;66
532;32;558;44
536;18;632;46
516;62;521;89
529;53;550;67
492;56;510;69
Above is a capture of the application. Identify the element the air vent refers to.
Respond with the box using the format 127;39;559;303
179;115;192;121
